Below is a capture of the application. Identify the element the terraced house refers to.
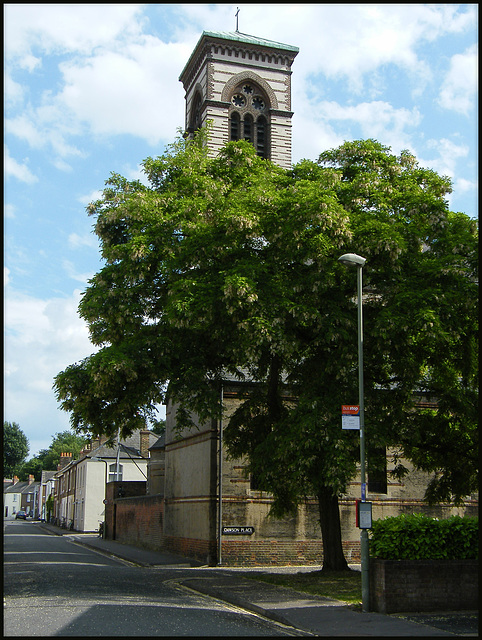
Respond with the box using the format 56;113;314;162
51;430;158;532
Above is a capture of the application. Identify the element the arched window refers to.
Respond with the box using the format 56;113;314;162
228;81;270;159
243;114;253;143
256;116;267;158
230;111;240;141
189;92;203;134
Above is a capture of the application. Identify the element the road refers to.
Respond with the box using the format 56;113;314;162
4;520;302;637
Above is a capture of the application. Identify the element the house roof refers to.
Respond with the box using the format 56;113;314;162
149;433;165;450
40;470;56;483
21;482;40;493
88;430;158;460
4;481;29;494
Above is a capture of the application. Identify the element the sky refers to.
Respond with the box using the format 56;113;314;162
4;4;478;460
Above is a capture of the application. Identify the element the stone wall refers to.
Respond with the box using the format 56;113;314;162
369;558;478;613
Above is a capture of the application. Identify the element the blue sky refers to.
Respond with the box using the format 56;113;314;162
4;4;478;459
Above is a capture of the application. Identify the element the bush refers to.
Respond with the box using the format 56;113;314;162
369;514;478;560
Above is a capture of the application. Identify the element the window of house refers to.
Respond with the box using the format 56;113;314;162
229;82;270;159
108;464;123;482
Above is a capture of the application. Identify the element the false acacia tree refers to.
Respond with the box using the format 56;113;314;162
54;133;478;570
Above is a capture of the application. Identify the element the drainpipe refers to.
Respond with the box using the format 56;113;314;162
217;384;223;565
115;426;121;481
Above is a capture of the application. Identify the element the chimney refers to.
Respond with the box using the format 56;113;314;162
140;430;150;458
92;435;109;450
57;452;72;470
13;475;19;485
28;474;35;485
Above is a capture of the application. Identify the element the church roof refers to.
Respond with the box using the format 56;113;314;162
202;30;299;53
180;30;298;82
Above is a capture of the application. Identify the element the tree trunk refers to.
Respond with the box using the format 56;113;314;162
317;486;349;571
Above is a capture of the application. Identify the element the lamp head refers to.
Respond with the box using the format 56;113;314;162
338;253;366;267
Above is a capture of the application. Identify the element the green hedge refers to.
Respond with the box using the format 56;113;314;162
369;514;478;560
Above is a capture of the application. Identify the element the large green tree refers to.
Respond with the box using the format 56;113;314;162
4;421;29;477
54;133;478;570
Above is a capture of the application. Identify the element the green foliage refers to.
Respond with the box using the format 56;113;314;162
17;431;88;480
53;130;478;518
369;514;478;560
151;419;166;436
3;421;29;477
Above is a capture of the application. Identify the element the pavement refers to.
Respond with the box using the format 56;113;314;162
36;521;478;637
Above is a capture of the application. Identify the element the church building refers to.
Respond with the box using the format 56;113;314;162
157;29;477;567
179;30;298;168
103;29;476;567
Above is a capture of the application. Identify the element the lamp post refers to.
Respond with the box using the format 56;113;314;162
338;252;369;612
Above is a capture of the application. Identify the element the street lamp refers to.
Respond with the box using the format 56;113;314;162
338;252;369;612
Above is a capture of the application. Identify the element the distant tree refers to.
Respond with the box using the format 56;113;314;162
151;419;166;437
38;431;88;471
17;431;88;480
3;421;29;477
16;456;44;482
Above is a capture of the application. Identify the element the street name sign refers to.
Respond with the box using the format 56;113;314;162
222;526;255;535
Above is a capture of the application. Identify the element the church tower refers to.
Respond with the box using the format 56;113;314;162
179;30;299;169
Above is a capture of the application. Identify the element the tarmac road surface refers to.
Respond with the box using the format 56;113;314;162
3;520;305;636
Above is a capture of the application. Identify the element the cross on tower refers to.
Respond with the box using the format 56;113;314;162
235;7;240;32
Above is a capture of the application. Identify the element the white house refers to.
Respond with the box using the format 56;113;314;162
53;429;158;532
4;475;38;517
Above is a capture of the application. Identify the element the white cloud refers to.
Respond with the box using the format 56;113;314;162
68;233;98;250
454;177;477;194
216;4;474;93
78;190;104;206
425;138;469;178
4;4;145;60
4;73;25;106
4;288;97;455
62;259;95;285
294;101;421;161
4;146;38;184
5;204;16;219
57;38;187;145
438;45;478;114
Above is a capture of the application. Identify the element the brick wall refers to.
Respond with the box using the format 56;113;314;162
111;494;164;551
163;535;216;565
218;539;362;566
369;559;478;613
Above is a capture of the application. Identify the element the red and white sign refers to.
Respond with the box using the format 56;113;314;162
341;405;360;429
341;405;360;415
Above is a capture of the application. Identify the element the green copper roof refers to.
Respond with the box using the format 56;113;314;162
202;30;299;53
180;30;298;81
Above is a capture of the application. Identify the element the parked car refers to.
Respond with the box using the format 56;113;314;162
15;511;27;520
